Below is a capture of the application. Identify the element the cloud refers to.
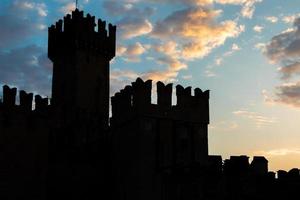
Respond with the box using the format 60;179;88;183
142;69;179;82
264;18;300;81
256;149;300;156
209;120;239;131
261;19;300;106
103;1;155;16
278;62;300;80
231;43;241;51
233;110;277;127
110;69;140;95
239;0;262;19
182;75;193;80
216;0;262;19
148;0;262;18
265;16;278;23
13;1;48;17
254;42;266;51
102;1;154;39
274;82;300;107
253;25;264;33
0;45;52;96
204;69;217;77
109;1;244;82
266;26;300;63
0;1;47;48
60;2;76;14
212;43;241;70
282;14;300;24
118;17;153;39
157;57;187;71
152;7;244;60
117;42;148;62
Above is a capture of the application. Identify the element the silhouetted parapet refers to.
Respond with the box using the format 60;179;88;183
35;95;49;112
268;171;276;180
251;156;268;175
224;155;250;175
111;86;133;117
19;90;33;112
277;170;288;180
48;9;116;61
111;78;210;125
207;155;223;175
157;81;172;108
3;85;17;107
287;168;300;179
175;85;209;123
176;85;191;106
132;78;152;108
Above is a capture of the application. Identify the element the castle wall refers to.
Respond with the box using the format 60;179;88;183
111;78;210;200
0;86;50;200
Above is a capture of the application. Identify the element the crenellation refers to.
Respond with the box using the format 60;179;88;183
111;78;209;125
176;85;192;107
157;81;172;108
251;156;268;175
132;78;152;108
34;95;49;112
85;14;96;32
3;85;17;107
55;20;63;33
108;23;116;57
63;14;72;33
4;8;300;200
98;19;107;37
19;90;33;112
48;9;116;61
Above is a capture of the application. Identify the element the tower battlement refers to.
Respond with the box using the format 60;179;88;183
48;9;116;61
111;78;209;125
0;85;50;113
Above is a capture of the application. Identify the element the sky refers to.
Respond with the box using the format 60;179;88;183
1;0;300;171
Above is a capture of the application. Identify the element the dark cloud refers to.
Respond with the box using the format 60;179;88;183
275;82;300;107
265;18;300;68
278;62;300;80
264;17;300;107
103;1;155;16
102;1;155;39
0;45;52;96
0;1;47;48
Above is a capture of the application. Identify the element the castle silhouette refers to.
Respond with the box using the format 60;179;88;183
0;9;300;200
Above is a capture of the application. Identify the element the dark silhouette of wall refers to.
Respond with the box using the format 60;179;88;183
111;78;209;200
1;8;300;200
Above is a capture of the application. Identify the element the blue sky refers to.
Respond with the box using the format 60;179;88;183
1;0;300;171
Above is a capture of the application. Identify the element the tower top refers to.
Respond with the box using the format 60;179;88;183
48;9;116;61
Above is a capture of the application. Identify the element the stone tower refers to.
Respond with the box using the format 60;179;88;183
48;9;116;127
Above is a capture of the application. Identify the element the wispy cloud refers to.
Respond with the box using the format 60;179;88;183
233;110;277;127
255;148;300;156
209;120;239;131
282;13;300;24
60;2;75;14
117;42;148;62
265;16;278;23
253;25;264;33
